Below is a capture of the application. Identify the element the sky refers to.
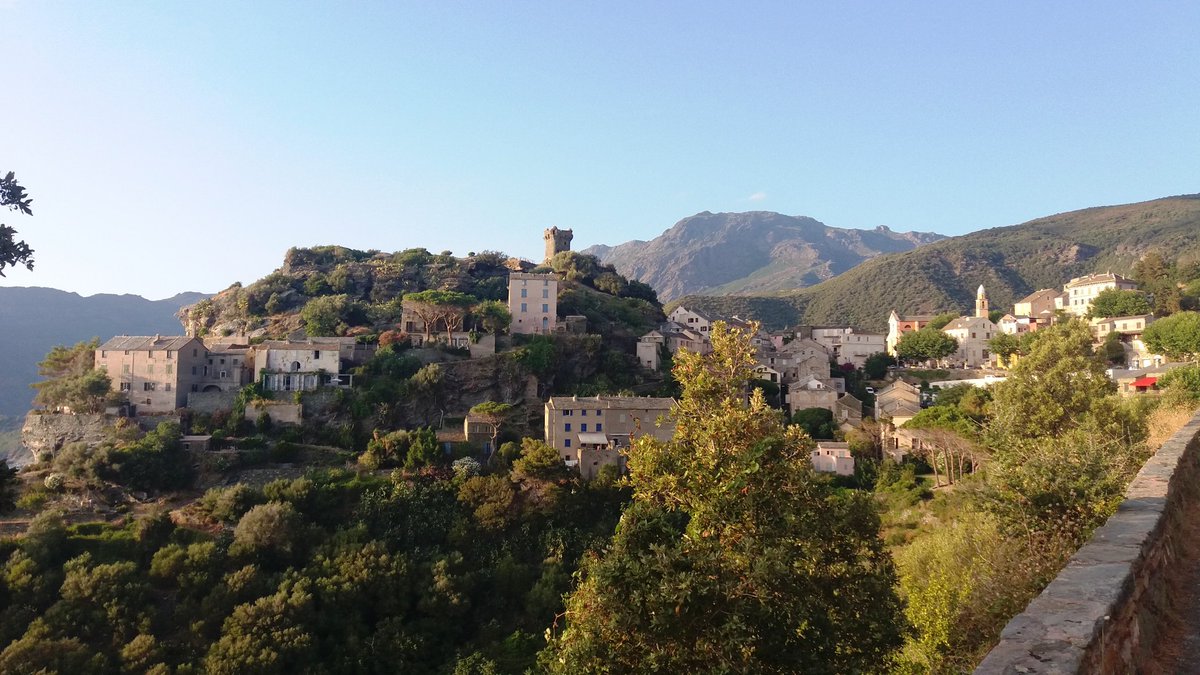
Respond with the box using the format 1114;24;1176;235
2;1;1198;299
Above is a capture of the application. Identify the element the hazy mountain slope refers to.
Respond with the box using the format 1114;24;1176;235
0;288;208;417
673;194;1200;331
583;211;944;302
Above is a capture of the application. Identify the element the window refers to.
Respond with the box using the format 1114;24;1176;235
565;423;571;432
581;423;588;432
191;366;197;375
542;304;549;313
143;382;156;391
581;409;587;416
166;364;173;374
220;371;228;379
191;384;198;392
596;423;603;432
233;358;239;364
119;382;131;391
521;303;527;312
193;348;198;357
543;279;548;286
166;351;174;360
596;410;601;416
165;383;172;392
521;288;527;298
564;439;571;448
313;351;320;359
220;358;226;365
563;410;572;416
101;351;107;358
542;289;548;298
123;365;130;374
208;359;213;365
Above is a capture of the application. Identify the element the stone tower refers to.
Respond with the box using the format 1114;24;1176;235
544;227;573;263
976;284;989;319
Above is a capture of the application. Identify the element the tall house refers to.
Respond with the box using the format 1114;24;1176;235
543;227;573;263
975;284;990;318
95;336;209;413
1061;273;1138;317
508;272;559;334
886;311;936;356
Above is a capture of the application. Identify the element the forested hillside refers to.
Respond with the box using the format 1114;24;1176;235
675;194;1200;330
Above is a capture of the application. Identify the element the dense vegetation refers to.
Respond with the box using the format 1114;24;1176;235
674;194;1200;330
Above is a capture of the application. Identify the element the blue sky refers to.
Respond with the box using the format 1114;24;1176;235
2;1;1197;299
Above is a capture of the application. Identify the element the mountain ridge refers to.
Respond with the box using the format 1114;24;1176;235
582;211;944;302
671;194;1200;331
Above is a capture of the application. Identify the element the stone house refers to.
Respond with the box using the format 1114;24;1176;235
942;316;996;368
1059;273;1138;317
807;326;887;368
1014;288;1060;319
95;335;210;414
255;340;354;392
544;395;675;465
636;330;665;370
833;393;863;430
786;377;838;416
508;272;559;335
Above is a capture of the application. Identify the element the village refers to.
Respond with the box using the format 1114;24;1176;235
68;229;1181;484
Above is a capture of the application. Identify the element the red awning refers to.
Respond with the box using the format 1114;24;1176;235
1130;376;1158;387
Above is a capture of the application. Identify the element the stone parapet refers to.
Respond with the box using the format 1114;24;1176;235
975;410;1200;674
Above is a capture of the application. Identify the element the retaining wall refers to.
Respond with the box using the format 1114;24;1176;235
975;410;1200;674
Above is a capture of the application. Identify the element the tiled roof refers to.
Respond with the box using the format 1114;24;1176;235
99;335;197;352
1065;272;1134;288
547;396;675;410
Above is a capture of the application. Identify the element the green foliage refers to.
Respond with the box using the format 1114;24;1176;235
32;339;116;412
544;322;906;673
988;332;1021;364
987;321;1116;442
1143;311;1200;361
473;299;511;334
863;351;896;379
928;312;959;330
1158;364;1200;403
1087;288;1152;319
895;328;958;364
791;407;838;439
0;462;16;514
300;294;366;336
0;170;35;276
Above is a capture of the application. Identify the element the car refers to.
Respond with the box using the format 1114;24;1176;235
864;386;876;394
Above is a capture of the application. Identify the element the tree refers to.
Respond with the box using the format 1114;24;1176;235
987;320;1117;443
402;290;476;344
791;407;838;440
0;171;35;276
863;352;895;379
31;339;116;412
1143;311;1200;361
895;328;958;365
469;401;515;457
1087;288;1151;319
300;294;364;336
928;312;959;330
473;299;512;334
0;461;17;513
541;321;906;673
988;332;1021;367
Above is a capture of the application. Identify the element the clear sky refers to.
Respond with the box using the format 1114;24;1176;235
2;1;1197;299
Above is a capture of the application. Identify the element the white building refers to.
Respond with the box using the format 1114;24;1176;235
255;340;352;392
1059;273;1138;317
808;327;887;369
812;442;855;476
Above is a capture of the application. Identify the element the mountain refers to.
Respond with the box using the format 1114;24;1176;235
673;194;1200;331
0;288;209;418
582;211;945;302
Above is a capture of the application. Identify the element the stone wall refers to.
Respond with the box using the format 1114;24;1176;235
187;390;238;414
248;401;303;426
975;410;1200;674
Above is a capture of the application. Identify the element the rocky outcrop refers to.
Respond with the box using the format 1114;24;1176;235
21;412;113;457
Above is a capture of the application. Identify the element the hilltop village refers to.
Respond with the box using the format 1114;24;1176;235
21;229;1181;484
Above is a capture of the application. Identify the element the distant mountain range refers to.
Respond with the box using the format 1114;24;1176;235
582;211;944;302
0;288;208;418
673;194;1200;331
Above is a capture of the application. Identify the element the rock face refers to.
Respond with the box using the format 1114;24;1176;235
21;413;112;457
583;211;944;302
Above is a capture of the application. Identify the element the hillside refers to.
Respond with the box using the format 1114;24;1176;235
0;288;208;418
673;194;1200;331
583;211;944;302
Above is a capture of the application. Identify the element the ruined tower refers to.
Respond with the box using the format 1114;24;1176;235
544;227;573;263
976;284;990;319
